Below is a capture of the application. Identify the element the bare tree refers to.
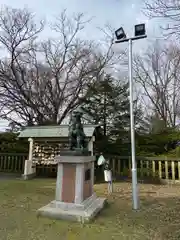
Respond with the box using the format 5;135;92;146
0;7;116;127
134;40;180;128
0;6;44;127
144;0;180;37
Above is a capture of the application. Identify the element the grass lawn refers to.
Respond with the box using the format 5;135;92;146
0;179;180;240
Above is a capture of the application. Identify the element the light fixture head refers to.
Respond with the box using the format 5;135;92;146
134;24;146;37
115;27;126;40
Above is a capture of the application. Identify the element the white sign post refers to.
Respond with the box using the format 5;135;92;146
104;169;112;194
97;154;113;194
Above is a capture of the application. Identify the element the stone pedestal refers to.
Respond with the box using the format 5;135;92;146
37;152;106;223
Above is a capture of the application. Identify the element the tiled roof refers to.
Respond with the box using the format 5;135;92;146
19;124;98;138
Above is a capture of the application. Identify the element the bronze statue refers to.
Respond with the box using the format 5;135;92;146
68;110;87;150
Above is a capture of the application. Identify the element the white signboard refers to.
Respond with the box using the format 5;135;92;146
104;170;112;182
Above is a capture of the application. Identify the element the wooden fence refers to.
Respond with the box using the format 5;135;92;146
108;156;180;183
36;164;57;177
0;153;27;174
1;153;180;183
35;155;180;183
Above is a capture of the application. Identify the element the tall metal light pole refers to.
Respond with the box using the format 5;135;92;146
115;24;147;210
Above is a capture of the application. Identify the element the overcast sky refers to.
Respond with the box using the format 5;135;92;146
0;0;163;130
1;0;162;42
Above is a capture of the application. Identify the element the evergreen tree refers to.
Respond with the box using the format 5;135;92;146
81;74;137;154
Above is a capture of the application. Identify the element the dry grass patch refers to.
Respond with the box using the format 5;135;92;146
0;179;180;240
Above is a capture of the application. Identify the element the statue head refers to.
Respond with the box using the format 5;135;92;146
71;110;83;123
73;110;82;117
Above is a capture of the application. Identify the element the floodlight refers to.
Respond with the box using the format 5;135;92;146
115;27;126;40
134;24;146;37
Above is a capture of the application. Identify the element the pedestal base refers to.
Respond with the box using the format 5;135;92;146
37;194;106;223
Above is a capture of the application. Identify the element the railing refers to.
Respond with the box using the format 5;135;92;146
0;153;27;174
108;156;180;183
35;155;180;182
1;152;180;183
